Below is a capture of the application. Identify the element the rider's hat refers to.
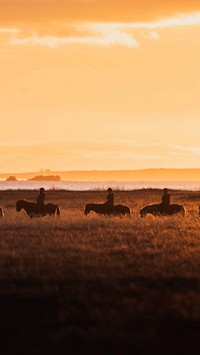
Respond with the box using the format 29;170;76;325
107;187;113;192
40;187;45;192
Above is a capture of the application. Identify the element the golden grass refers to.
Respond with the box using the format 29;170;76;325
1;189;200;353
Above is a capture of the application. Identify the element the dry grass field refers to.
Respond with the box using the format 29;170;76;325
1;189;200;354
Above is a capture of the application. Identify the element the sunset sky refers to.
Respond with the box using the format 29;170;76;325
1;0;200;172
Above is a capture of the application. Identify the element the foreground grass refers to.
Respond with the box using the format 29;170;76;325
1;189;200;354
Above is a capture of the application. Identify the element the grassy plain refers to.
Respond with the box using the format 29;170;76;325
1;189;200;354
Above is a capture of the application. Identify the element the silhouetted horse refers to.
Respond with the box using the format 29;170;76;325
84;203;130;216
0;208;4;218
140;203;185;217
16;200;60;218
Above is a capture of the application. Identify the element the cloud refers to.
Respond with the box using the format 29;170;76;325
0;28;21;34
121;12;200;29
142;31;159;40
10;25;138;48
9;12;200;48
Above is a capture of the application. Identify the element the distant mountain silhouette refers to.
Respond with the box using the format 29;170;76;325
2;169;200;181
6;176;18;181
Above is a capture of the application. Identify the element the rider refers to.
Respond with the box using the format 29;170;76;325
104;187;114;207
161;188;170;210
37;187;45;207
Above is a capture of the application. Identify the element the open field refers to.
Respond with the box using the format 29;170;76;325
1;189;200;354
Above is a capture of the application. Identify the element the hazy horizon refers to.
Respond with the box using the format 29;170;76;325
2;167;200;173
2;167;200;183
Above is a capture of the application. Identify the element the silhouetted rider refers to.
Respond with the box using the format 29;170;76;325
37;187;45;206
104;187;114;207
161;188;170;209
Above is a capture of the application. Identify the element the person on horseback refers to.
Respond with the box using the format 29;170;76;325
37;187;45;206
161;188;170;210
104;187;114;207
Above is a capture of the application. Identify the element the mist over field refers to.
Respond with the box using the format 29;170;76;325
1;189;200;354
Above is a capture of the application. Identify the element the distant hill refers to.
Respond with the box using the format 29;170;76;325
6;176;18;182
1;169;200;181
28;175;61;181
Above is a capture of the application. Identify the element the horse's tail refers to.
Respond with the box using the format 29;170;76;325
182;206;186;216
126;207;131;217
56;206;60;216
84;204;89;215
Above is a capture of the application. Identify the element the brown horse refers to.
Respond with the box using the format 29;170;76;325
84;203;130;216
16;200;60;218
140;203;185;217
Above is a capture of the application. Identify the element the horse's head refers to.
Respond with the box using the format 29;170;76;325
16;200;23;212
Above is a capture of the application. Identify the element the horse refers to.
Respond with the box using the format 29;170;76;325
16;200;60;218
0;208;4;218
140;203;185;217
84;203;131;216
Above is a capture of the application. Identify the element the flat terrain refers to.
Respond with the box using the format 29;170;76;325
1;189;200;354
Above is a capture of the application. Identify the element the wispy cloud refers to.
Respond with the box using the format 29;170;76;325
10;26;138;48
0;28;21;34
142;31;159;40
8;12;200;48
120;12;200;29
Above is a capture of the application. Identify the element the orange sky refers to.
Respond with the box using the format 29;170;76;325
1;1;200;172
1;1;200;23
